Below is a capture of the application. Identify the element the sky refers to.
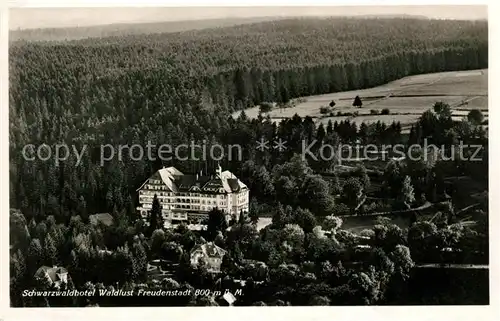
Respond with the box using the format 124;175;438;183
9;5;488;30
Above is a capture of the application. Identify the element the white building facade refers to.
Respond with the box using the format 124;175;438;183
136;165;250;226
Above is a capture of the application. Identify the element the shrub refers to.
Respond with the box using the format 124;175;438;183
380;108;390;115
353;95;363;108
359;229;375;238
319;106;330;114
259;102;273;113
370;109;379;115
333;203;350;216
467;109;484;125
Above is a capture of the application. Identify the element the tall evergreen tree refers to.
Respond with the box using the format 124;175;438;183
43;234;58;266
400;176;415;209
353;95;363;108
27;239;44;274
207;208;228;240
149;194;162;234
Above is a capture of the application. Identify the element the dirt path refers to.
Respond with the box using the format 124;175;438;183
340;201;433;218
416;264;488;269
451;95;484;108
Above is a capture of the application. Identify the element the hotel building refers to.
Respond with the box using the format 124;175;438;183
136;165;249;226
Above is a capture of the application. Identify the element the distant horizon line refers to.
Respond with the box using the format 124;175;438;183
9;14;488;31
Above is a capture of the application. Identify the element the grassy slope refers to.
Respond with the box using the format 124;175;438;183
233;69;488;131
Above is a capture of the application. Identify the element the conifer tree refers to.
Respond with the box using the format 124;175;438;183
149;194;162;234
353;95;363;108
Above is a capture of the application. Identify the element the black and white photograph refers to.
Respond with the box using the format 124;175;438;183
6;3;491;309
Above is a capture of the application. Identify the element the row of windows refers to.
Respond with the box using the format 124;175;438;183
140;194;230;201
139;197;225;206
172;213;187;219
139;208;216;219
172;204;220;211
146;184;169;191
139;208;245;220
139;210;188;219
140;190;223;198
139;203;225;212
163;211;188;219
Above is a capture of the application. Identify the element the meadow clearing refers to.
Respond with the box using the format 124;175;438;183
245;70;488;234
232;69;488;131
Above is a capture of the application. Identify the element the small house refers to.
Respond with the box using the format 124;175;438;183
34;266;70;289
190;242;227;273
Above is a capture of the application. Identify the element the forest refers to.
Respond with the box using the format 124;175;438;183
9;17;489;306
10;16;282;41
9;17;488;221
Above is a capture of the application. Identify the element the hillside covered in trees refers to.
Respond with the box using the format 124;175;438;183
9;16;283;42
9;17;488;222
9;16;489;307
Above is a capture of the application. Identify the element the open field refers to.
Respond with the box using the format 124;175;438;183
232;69;488;128
460;96;489;110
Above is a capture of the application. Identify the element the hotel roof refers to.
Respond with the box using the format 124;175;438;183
190;242;227;258
137;166;247;194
